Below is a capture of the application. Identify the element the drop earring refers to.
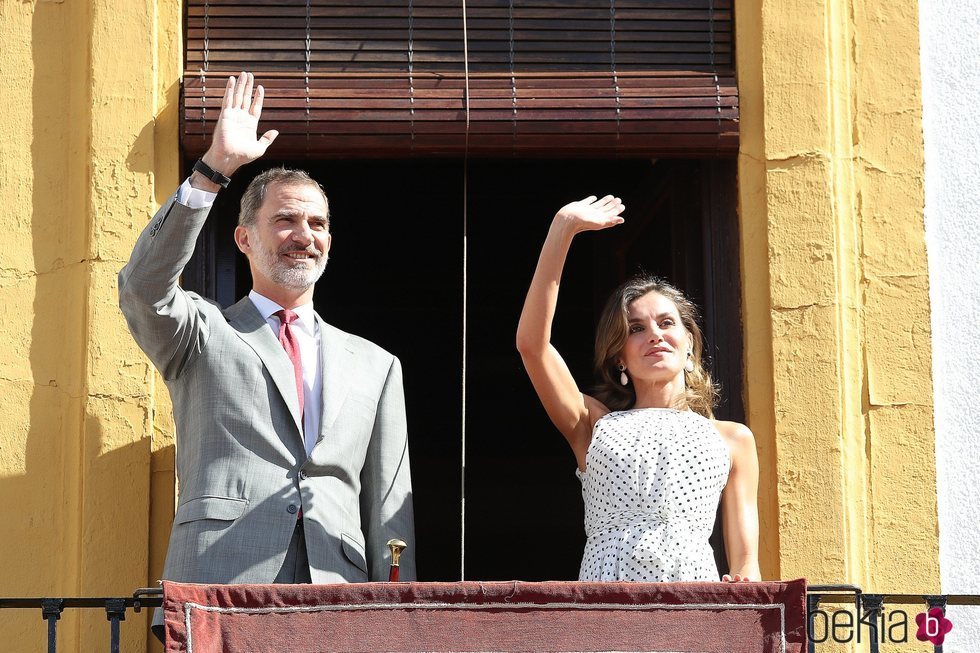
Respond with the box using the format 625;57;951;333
617;363;629;386
685;351;695;373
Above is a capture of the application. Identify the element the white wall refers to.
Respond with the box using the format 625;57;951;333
919;1;980;650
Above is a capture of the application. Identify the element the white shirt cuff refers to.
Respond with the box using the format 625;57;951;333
176;178;218;209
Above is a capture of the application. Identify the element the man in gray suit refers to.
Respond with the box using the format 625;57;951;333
119;72;415;624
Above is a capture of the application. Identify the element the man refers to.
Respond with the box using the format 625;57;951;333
119;73;415;631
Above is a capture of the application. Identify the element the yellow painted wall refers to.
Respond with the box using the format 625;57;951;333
735;0;940;625
0;0;180;651
0;0;939;651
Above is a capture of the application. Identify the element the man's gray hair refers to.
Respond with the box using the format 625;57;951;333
239;167;330;228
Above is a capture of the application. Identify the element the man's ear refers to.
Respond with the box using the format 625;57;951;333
234;225;251;255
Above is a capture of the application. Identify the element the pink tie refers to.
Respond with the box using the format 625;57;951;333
275;309;304;418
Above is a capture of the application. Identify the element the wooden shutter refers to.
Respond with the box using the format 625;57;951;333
182;0;737;158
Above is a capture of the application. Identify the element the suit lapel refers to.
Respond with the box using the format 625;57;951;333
317;315;354;439
225;297;304;435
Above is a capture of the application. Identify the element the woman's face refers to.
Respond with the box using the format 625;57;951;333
619;291;693;384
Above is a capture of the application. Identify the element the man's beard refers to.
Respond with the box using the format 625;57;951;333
255;241;328;291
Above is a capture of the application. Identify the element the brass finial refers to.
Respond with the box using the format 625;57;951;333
387;538;407;567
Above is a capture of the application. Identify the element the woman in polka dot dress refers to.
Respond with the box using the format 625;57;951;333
516;195;760;583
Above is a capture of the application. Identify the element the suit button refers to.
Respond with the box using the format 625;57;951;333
299;470;308;480
286;504;298;514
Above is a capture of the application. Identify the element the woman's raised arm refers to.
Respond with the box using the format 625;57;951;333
516;195;625;466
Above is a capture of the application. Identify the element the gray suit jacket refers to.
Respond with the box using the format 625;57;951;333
119;193;415;588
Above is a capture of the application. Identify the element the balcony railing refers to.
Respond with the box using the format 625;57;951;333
807;585;980;653
1;585;977;652
0;589;162;653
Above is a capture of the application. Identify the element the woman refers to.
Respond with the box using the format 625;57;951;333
516;195;760;583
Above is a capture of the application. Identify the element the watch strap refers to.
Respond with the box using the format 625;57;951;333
192;158;232;189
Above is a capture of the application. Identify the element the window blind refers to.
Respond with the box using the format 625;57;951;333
182;0;737;157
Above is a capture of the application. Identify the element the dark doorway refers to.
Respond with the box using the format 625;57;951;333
183;156;742;582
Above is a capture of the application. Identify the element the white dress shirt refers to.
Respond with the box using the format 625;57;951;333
175;180;323;456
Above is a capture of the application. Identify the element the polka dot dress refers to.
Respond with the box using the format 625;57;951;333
576;408;730;582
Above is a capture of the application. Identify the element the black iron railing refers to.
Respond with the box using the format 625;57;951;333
0;589;162;653
1;585;977;652
808;585;980;653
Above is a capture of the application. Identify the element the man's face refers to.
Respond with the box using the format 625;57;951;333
237;181;332;293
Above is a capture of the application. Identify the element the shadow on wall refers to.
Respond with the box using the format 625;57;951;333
0;5;177;653
0;1;84;648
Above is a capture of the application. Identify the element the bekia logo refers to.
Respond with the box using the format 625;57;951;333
915;607;953;646
808;603;955;645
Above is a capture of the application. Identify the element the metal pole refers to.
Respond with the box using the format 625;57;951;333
105;598;126;653
925;595;948;653
861;594;884;653
806;593;820;653
41;599;63;653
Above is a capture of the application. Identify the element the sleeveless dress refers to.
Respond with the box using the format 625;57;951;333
576;408;731;581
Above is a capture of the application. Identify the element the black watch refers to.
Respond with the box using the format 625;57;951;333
192;159;232;189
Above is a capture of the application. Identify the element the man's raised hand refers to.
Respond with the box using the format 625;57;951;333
200;72;279;180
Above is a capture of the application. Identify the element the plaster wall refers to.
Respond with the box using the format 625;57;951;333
735;0;941;622
919;2;980;650
0;1;181;651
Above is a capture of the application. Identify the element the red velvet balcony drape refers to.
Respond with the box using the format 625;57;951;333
163;579;807;652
